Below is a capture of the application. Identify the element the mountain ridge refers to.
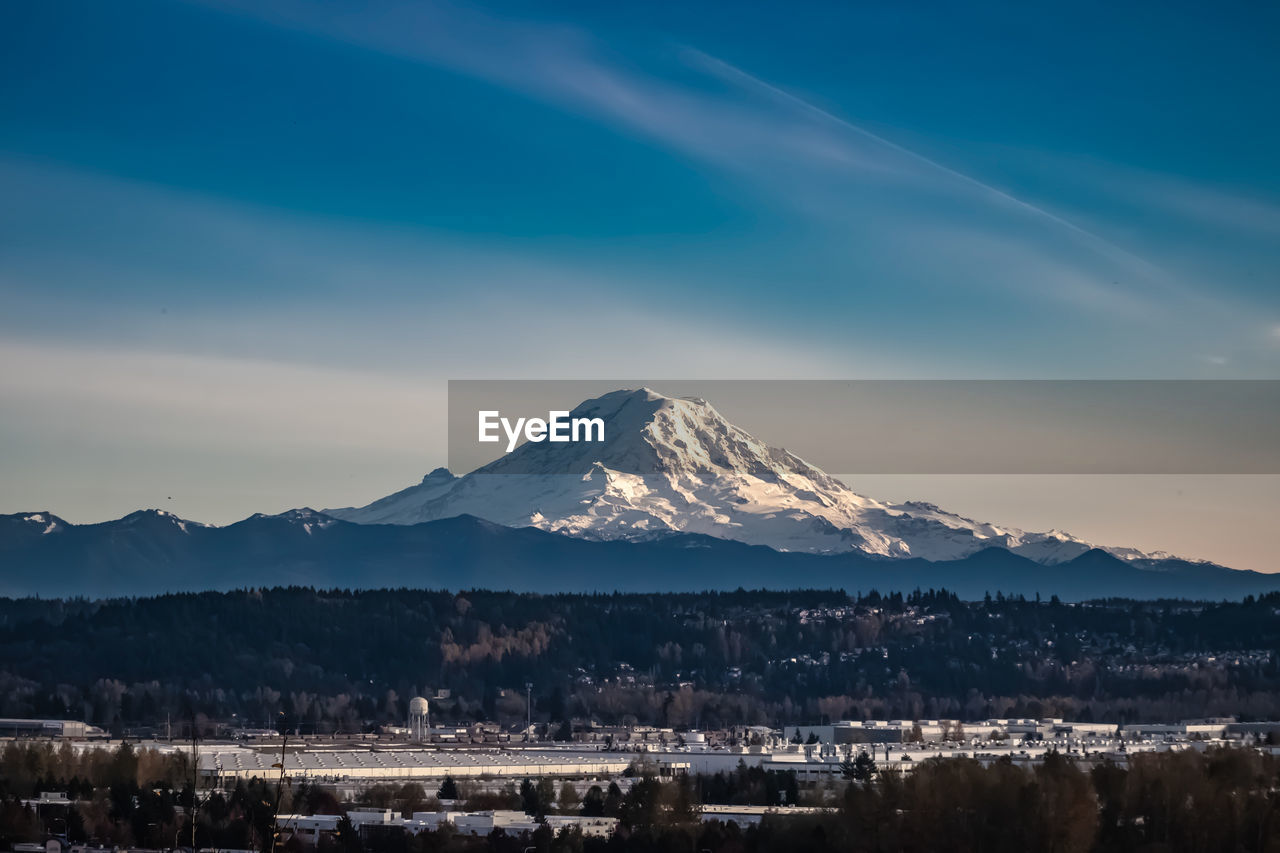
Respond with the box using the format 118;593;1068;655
5;387;1263;600
0;509;1274;601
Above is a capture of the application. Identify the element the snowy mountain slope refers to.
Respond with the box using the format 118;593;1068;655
326;388;1171;565
330;467;459;526
0;511;71;549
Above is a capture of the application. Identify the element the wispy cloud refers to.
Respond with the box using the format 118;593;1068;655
684;50;1155;263
194;0;900;182
676;52;1277;332
1010;153;1280;241
0;338;443;455
188;0;1276;345
1;155;906;377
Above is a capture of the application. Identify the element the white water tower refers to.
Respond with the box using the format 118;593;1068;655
408;696;430;742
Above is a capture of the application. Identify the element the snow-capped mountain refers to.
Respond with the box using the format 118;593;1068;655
14;512;66;535
327;387;1168;565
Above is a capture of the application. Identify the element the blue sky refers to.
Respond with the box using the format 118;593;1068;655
1;0;1278;566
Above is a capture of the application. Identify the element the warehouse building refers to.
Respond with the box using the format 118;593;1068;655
200;746;685;784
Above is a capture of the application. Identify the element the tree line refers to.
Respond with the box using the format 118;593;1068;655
4;587;1280;732
6;741;1280;852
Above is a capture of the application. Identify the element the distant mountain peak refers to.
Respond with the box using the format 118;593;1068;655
324;387;1173;567
261;507;330;519
117;509;207;532
421;467;456;484
0;511;68;537
245;508;339;534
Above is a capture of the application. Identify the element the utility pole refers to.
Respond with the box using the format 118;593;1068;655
190;711;199;851
525;682;533;742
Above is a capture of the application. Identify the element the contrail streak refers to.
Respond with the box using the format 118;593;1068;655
686;48;1171;283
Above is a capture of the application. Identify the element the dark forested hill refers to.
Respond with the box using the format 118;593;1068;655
4;587;1280;733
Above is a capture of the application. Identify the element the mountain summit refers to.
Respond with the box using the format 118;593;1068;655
327;388;1163;565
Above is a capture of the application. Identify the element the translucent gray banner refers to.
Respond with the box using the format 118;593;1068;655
447;380;1280;475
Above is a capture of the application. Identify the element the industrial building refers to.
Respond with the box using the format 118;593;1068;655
0;718;107;739
786;718;1123;745
199;745;687;784
276;808;618;843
